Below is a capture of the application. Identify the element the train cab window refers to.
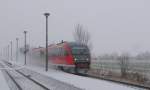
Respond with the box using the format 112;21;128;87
71;47;89;55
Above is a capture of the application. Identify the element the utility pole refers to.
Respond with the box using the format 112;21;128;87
3;47;5;59
8;45;9;61
10;41;12;61
24;31;27;65
16;38;19;61
44;12;50;71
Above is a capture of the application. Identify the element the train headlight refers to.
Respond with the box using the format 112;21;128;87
74;58;77;61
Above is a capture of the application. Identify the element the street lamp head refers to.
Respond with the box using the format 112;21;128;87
24;31;27;34
16;38;19;40
44;13;50;17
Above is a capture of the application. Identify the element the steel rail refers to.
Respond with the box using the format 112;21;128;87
3;61;50;90
62;69;150;90
5;70;23;90
0;63;22;90
85;74;150;90
16;70;50;90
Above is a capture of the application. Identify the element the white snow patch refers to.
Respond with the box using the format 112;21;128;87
0;70;10;90
24;65;138;90
4;54;140;90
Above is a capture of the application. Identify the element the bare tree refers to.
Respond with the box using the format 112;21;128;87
117;53;130;78
74;24;92;50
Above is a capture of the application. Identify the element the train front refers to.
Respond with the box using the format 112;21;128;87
69;42;91;73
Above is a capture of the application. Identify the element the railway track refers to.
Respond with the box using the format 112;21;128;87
63;70;150;90
85;74;150;90
4;69;22;90
2;61;82;90
0;61;50;90
3;60;149;90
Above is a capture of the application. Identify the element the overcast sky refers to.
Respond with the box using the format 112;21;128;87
0;0;150;55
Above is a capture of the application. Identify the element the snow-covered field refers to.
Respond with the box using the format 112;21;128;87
0;52;142;90
91;59;150;78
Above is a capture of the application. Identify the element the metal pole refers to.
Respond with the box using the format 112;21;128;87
16;38;19;61
3;47;5;58
44;13;50;71
3;48;5;58
24;31;27;65
10;41;12;61
8;45;9;61
5;46;7;60
5;47;7;59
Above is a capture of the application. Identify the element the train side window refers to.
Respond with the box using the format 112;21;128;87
64;50;69;56
52;48;54;56
56;48;58;56
58;47;60;56
54;48;56;56
61;48;65;56
60;47;62;56
57;47;60;56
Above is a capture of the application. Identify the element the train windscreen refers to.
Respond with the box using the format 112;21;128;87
71;46;90;61
71;47;89;55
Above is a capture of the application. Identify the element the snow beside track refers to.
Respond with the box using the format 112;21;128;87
10;63;138;90
2;54;140;90
0;70;10;90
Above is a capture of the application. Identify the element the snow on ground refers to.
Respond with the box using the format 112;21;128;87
0;70;10;90
24;65;139;90
2;53;140;90
1;53;142;90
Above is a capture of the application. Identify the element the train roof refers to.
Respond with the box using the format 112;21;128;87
33;41;87;50
55;41;87;46
68;42;87;47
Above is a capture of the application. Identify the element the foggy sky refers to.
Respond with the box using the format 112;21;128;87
0;0;150;55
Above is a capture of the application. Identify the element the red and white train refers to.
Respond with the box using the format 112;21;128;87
33;41;91;73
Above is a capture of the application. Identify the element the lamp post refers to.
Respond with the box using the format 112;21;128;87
16;38;19;61
3;47;5;58
3;47;6;59
7;45;9;61
24;31;27;65
10;41;12;61
44;12;50;71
